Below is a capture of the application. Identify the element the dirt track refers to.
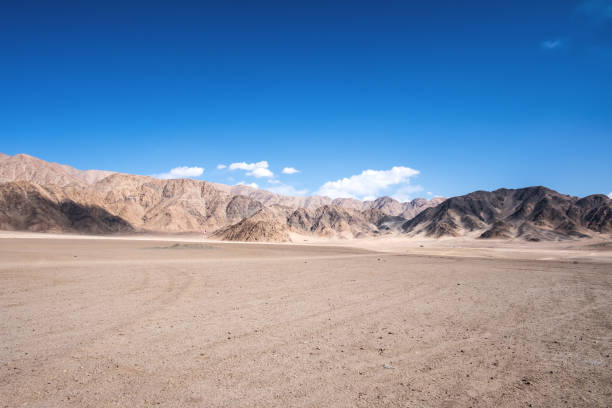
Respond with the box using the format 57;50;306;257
1;237;611;407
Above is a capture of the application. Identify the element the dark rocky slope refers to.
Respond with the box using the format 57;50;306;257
402;186;612;240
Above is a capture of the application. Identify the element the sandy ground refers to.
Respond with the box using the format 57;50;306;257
1;233;611;407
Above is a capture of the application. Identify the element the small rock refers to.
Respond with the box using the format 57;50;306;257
383;364;395;369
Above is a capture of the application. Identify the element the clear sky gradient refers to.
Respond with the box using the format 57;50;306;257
1;1;611;200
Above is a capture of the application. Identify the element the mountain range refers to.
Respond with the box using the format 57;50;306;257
1;153;610;242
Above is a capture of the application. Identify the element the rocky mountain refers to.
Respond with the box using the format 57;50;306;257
287;205;381;239
213;183;333;210
0;153;446;240
69;174;267;233
0;181;132;234
212;208;291;242
9;153;609;242
402;186;612;241
398;197;447;219
0;153;114;187
213;183;445;216
360;196;447;218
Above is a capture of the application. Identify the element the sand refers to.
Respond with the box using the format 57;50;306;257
1;233;611;407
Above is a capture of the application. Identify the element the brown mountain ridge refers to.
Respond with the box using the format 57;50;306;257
1;153;610;242
402;186;612;241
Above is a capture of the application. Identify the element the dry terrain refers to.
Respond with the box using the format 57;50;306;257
1;234;611;407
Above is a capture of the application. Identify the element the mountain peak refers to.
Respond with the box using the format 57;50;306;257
403;186;612;240
0;153;114;188
1;154;608;242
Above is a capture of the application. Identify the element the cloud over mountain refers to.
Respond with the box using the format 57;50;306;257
2;153;610;243
236;181;259;189
229;161;274;178
155;166;204;180
317;166;420;200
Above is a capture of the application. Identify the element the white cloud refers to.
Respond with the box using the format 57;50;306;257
317;166;420;199
608;192;612;199
154;166;204;180
541;39;564;50
266;183;309;196
282;167;300;174
236;181;259;189
229;161;274;178
268;179;281;184
427;191;433;196
216;164;227;170
250;167;274;178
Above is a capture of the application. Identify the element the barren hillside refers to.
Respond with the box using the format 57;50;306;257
403;186;612;240
4;153;609;242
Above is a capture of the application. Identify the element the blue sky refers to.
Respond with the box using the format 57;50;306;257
1;1;611;200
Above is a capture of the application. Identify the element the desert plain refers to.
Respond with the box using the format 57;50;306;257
1;233;611;407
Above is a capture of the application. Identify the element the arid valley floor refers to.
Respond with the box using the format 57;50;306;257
1;234;611;407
